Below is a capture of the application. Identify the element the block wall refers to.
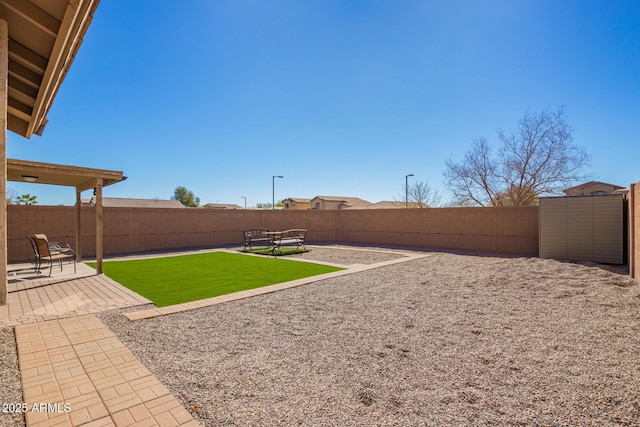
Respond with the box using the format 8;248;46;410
8;205;539;262
9;205;80;260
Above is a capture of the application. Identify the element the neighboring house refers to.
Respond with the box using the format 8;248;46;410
282;198;311;210
310;196;371;210
203;203;242;209
563;181;626;196
83;197;186;208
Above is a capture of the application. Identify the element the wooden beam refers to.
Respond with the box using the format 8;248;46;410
0;0;60;38
8;77;39;105
76;189;82;262
8;39;47;74
6;114;27;136
8;97;32;119
26;0;84;138
8;60;42;90
7;160;124;190
0;19;7;306
76;177;98;193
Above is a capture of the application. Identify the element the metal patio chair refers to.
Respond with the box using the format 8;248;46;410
32;234;76;276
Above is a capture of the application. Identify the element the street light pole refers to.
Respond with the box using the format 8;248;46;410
272;175;283;210
405;174;414;208
241;196;246;209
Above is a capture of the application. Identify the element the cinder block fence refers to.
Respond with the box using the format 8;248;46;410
8;205;539;262
9;179;640;280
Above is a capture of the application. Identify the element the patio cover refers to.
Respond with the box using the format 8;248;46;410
8;158;126;273
8;158;123;190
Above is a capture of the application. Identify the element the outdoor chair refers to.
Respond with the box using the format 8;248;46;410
26;235;42;273
31;234;76;276
49;240;75;257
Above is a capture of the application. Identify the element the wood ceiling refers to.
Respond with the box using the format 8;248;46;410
0;0;100;138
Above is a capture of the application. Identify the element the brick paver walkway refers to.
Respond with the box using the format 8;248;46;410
15;315;200;427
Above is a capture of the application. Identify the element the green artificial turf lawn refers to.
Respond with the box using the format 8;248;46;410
88;252;342;307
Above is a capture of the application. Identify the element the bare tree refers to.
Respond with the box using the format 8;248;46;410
398;180;442;207
6;187;17;205
444;107;590;207
443;198;477;208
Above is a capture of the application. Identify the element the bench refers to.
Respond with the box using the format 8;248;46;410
242;228;273;251
272;229;307;253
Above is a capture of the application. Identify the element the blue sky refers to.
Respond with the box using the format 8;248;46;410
8;0;640;206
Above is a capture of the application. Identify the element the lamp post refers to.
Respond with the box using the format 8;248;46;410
272;175;283;210
405;174;414;208
241;196;247;209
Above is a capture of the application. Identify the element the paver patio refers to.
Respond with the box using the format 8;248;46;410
1;263;151;328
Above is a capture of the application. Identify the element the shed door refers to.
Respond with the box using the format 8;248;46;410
539;197;567;259
539;194;624;264
593;196;623;264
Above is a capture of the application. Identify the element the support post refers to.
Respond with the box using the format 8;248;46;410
630;183;635;279
0;20;8;306
95;179;103;274
76;189;82;262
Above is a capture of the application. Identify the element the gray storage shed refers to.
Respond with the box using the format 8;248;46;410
539;194;625;264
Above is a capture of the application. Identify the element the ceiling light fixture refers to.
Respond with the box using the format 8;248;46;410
21;175;38;182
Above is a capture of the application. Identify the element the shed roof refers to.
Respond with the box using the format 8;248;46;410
1;0;101;138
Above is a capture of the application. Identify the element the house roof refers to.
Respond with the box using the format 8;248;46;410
283;198;311;203
1;0;101;138
311;196;371;207
562;181;625;195
89;198;186;208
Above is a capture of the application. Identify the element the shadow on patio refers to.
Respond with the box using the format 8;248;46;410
1;261;151;328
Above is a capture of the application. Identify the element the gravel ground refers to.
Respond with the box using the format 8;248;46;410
0;327;25;427
94;248;640;426
284;245;408;265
